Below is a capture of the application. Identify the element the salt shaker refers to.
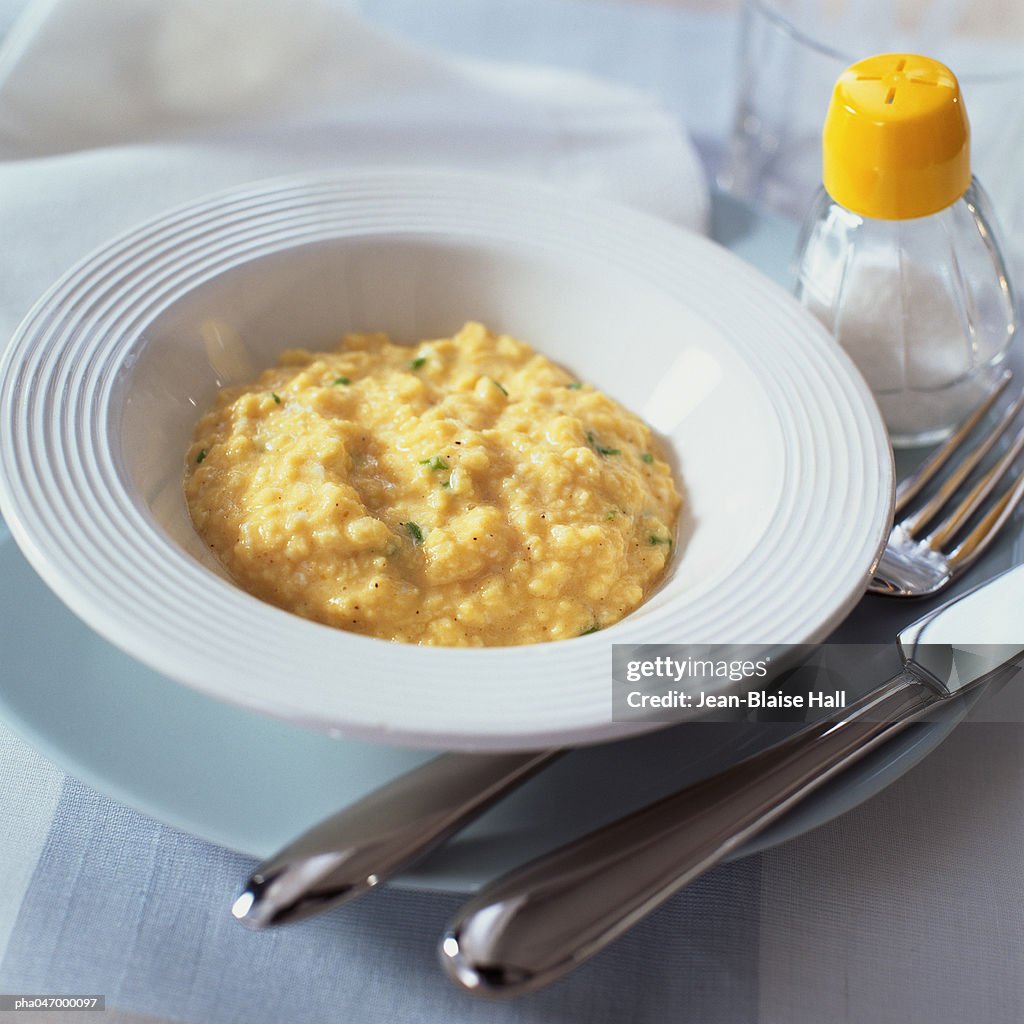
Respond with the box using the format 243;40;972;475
794;53;1018;447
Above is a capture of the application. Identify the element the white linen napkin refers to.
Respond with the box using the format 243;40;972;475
0;0;708;345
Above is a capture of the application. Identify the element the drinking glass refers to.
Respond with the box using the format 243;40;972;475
718;0;1024;277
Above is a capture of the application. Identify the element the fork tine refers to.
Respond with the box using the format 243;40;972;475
903;388;1024;536
893;369;1012;518
947;471;1024;573
926;421;1024;549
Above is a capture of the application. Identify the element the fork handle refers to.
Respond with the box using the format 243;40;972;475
234;748;560;928
440;673;940;998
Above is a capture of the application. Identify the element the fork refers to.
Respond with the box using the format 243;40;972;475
870;369;1024;597
233;371;1024;929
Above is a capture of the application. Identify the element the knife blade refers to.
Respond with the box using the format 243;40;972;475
440;562;1024;998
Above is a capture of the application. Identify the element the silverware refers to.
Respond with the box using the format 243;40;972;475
440;563;1024;997
232;749;558;928
231;378;1024;931
871;370;1024;596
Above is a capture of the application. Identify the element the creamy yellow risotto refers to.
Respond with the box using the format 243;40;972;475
185;322;681;646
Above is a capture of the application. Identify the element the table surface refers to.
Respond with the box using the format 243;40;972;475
0;2;1021;1023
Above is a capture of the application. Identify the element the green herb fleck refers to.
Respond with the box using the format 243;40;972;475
333;376;351;386
606;509;618;521
586;431;620;457
580;624;601;636
489;378;509;396
641;452;654;464
403;521;425;544
441;480;452;489
649;535;673;547
409;356;427;371
196;449;207;465
271;392;281;404
419;456;447;471
567;381;583;390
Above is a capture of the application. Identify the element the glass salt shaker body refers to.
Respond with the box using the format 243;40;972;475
794;54;1017;447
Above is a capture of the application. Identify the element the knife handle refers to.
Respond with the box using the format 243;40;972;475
233;747;559;928
440;673;939;998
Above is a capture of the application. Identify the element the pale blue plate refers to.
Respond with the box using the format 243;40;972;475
0;195;1017;890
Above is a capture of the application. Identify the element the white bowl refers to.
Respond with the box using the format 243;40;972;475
0;171;893;750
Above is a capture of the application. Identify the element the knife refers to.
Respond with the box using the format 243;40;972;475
439;562;1024;998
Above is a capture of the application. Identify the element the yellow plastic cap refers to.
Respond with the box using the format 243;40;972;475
822;54;971;220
